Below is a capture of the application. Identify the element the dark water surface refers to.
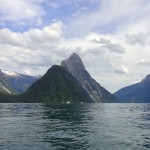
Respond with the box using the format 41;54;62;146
0;103;149;150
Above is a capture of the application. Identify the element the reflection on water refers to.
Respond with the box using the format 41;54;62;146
0;103;149;150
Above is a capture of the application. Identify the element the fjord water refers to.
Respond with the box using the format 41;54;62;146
0;104;149;150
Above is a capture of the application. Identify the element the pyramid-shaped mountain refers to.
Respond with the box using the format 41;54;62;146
114;74;150;103
8;65;92;103
61;53;117;103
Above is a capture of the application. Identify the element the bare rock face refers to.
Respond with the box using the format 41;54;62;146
61;53;116;103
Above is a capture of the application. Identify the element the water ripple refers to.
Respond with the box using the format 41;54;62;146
0;103;149;150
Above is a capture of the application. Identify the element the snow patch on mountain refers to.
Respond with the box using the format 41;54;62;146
2;70;20;77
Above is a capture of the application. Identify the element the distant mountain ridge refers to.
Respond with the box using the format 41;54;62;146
0;69;41;94
61;53;117;103
114;74;150;103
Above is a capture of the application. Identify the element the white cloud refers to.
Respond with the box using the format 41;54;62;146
0;0;45;22
102;42;125;54
137;58;150;65
92;37;125;53
67;0;150;36
115;66;129;74
0;21;64;75
99;38;111;44
23;69;32;75
24;21;63;45
126;32;150;46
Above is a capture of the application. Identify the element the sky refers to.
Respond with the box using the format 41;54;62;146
0;0;150;93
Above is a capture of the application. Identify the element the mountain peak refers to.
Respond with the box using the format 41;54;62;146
61;53;116;103
68;52;83;65
145;74;150;79
141;74;150;84
70;52;80;59
61;53;85;71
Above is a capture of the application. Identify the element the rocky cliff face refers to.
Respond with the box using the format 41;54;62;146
61;53;117;103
